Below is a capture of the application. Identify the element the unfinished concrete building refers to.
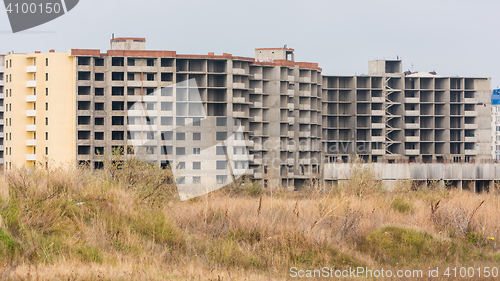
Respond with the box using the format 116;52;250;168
322;59;491;164
69;39;323;188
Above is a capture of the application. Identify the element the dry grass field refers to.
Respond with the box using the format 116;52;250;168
0;160;500;280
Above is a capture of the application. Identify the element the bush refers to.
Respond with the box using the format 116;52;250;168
391;197;414;213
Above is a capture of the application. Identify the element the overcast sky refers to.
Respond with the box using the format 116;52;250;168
1;0;499;88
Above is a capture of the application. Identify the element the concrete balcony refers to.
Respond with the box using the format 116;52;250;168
253;157;262;165
465;149;478;155
252;101;263;108
465;123;478;129
233;154;254;161
0;119;4;125
405;136;420;142
127;110;158;117
299;104;311;110
159;66;174;72
128;124;157;131
287;172;294;178
300;158;311;165
26;80;37;87
372;123;384;129
141;81;158;88
252;73;263;80
233;169;253;176
464;111;478;116
26;139;36;146
233;111;247;118
299;145;311;151
26;154;37;161
371;97;385;103
253;87;263;94
299;90;311;97
371;136;385;142
299;117;311;123
254;172;263;179
0;145;4;151
0;132;4;138
286;158;294;165
299;77;311;83
287;103;294;110
405;123;420;129
26;110;36;117
126;66;157;73
0;66;4;72
0;81;4;86
405;97;420;103
464;98;478;104
287;145;295;151
372;149;385;155
253;130;263;136
287;89;294;96
405;149;420;155
287;117;294;124
26;125;36;131
287;131;294;138
299;131;311;138
464;136;477;142
231;139;254;147
26;65;37;73
233;68;245;75
252;116;263;122
405;110;420;116
0;106;4;112
127;81;143;87
233;82;246;89
288;75;295;82
371;110;385;116
26;95;37;102
0;93;4;99
127;139;152;146
232;97;246;104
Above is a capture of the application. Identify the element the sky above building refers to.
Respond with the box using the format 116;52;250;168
1;0;499;87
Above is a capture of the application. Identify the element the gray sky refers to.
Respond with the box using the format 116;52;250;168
1;0;499;88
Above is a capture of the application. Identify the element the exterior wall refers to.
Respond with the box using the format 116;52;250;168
4;52;74;169
0;55;4;168
492;106;500;161
324;162;500;181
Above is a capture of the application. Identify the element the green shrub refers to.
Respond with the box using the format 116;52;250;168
391;198;414;213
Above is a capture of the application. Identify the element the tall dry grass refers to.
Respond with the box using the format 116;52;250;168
0;161;499;280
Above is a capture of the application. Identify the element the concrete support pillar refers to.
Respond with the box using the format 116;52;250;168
457;180;463;191
438;180;445;190
489;180;494;193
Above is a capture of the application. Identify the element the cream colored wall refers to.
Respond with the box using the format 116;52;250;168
4;52;74;170
4;54;30;169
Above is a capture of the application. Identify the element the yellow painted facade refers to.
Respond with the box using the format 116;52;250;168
4;51;75;170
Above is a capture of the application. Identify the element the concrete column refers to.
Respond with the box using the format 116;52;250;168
438;180;445;190
457;180;463;191
489;180;494;193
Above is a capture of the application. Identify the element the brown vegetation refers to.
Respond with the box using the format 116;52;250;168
0;161;499;280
